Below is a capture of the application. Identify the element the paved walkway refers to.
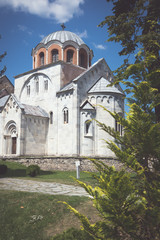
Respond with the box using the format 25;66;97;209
0;178;90;197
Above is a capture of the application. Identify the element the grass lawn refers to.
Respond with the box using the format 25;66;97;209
0;160;98;186
0;160;100;239
0;190;100;240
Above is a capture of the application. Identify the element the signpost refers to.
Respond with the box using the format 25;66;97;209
75;160;81;179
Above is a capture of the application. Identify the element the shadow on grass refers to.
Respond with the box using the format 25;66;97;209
0;168;53;178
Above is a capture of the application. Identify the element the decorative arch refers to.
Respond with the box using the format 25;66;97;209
4;121;17;154
19;73;52;100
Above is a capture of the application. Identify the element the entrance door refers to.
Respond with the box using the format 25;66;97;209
12;137;16;154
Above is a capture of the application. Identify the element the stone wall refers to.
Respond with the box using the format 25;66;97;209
2;156;124;172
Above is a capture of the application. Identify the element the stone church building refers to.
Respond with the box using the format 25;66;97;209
0;30;124;157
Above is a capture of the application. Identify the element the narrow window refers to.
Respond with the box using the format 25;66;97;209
80;53;85;67
50;112;53;124
39;52;44;66
67;50;73;63
85;120;92;136
44;79;48;91
63;108;69;124
115;120;123;136
52;49;59;62
27;85;30;95
35;76;39;93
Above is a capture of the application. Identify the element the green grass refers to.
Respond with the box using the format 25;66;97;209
0;190;90;240
0;160;98;186
0;161;101;239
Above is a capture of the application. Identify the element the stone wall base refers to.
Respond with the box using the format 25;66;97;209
1;156;124;172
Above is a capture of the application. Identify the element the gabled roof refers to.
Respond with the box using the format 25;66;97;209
88;77;124;95
57;58;106;94
80;100;95;110
73;58;105;82
0;95;10;112
22;104;49;118
1;94;48;118
57;81;73;94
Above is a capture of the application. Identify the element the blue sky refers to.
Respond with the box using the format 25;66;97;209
0;0;124;86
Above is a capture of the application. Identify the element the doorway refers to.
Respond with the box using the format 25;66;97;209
12;137;17;154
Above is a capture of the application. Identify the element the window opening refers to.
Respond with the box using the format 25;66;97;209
63;108;69;124
27;85;30;95
67;50;73;63
80;53;85;68
44;79;48;90
50;112;53;124
85;120;92;136
39;52;44;66
52;49;59;62
35;76;39;93
115;120;123;136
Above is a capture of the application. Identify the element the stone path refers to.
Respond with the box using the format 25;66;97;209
0;178;90;197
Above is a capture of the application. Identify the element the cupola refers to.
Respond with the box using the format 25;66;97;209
32;30;93;69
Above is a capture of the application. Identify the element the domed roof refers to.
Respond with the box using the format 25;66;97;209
40;30;84;46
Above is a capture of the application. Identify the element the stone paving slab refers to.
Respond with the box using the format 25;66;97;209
0;178;90;197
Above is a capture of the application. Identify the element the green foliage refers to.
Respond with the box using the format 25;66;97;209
26;165;40;177
52;227;94;240
100;0;160;121
0;164;7;175
62;1;160;239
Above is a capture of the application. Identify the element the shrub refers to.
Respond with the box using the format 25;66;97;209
26;165;40;177
0;164;8;175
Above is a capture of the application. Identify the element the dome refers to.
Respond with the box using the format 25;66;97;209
40;30;84;46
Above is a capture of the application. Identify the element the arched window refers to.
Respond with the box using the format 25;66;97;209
44;79;48;91
52;49;59;63
115;113;123;136
80;53;85;68
39;52;44;66
85;120;93;136
27;85;30;96
67;50;73;63
63;108;69;124
50;112;53;124
35;76;39;93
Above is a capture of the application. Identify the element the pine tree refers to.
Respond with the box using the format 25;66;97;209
62;1;160;239
99;0;160;122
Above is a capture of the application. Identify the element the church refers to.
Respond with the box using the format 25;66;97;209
0;29;124;157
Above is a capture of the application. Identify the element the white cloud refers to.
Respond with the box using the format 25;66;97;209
18;24;32;35
94;43;106;50
76;30;88;39
39;34;45;40
0;0;85;23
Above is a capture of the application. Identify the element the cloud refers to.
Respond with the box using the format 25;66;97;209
18;24;32;35
93;43;106;50
76;30;88;39
39;34;45;40
0;0;85;23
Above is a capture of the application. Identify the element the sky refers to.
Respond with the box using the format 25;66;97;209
0;0;125;86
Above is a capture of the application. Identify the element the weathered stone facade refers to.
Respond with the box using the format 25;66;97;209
2;156;124;172
0;30;124;158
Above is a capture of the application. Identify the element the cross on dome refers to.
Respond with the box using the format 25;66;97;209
61;23;66;31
